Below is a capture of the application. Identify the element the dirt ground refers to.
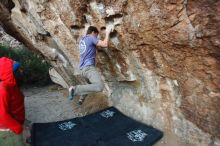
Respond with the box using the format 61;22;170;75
23;84;185;146
23;84;109;122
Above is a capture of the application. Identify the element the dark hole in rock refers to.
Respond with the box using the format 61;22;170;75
110;30;117;38
83;15;87;23
70;25;81;30
105;13;123;21
100;27;106;31
20;7;27;13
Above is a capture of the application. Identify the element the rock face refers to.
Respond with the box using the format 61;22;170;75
0;26;22;48
0;0;220;145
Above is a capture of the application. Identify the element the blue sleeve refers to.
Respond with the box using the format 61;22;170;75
92;36;99;45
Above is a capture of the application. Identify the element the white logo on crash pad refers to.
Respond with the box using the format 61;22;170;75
100;110;115;118
58;121;76;131
127;129;148;142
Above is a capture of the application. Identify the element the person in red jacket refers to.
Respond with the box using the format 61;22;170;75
0;57;25;146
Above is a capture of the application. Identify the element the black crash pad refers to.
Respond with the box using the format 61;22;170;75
31;107;163;146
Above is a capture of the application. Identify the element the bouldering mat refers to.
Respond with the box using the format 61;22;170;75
31;107;163;146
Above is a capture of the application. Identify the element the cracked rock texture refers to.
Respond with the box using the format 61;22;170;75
0;26;22;48
0;0;219;145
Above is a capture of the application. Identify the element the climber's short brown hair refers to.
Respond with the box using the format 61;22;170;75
86;26;99;34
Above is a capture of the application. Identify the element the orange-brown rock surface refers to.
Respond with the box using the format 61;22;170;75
0;0;219;145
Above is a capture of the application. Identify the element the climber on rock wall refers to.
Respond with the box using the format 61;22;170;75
68;25;113;105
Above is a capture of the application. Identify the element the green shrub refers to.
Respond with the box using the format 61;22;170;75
0;45;51;86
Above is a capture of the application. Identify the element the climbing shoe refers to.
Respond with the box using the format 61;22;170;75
78;95;87;105
68;86;75;100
